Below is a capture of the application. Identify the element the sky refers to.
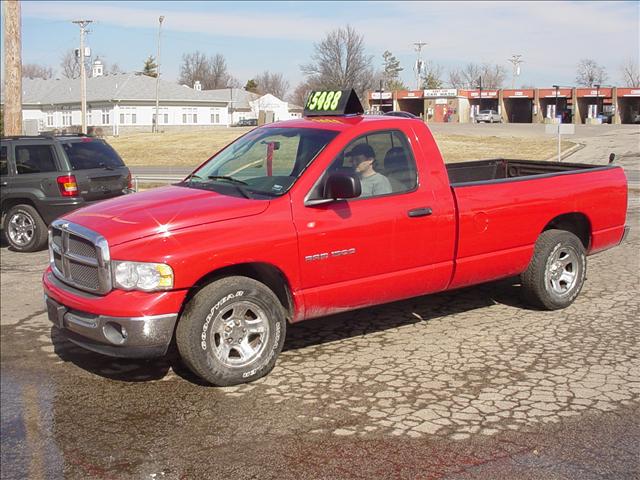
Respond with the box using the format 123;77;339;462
2;1;639;93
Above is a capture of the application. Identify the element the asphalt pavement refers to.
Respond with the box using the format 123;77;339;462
1;125;639;479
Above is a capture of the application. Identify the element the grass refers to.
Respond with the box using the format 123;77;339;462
106;128;575;168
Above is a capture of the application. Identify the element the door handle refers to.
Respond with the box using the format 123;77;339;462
408;207;433;218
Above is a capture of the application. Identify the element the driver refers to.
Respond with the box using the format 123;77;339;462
346;143;392;197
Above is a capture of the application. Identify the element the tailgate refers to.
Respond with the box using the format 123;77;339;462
77;167;130;201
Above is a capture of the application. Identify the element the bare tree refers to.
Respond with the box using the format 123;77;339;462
575;58;608;87
108;63;124;75
288;81;315;107
60;49;80;79
448;62;506;89
620;57;640;87
254;71;290;99
179;51;238;89
421;61;443;89
301;25;374;99
22;63;53;80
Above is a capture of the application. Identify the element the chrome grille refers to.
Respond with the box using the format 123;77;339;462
49;220;111;294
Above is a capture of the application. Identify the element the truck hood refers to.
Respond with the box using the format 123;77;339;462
63;185;270;246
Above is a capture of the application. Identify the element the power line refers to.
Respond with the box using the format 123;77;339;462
413;41;427;90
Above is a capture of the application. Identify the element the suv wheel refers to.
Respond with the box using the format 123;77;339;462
176;276;286;386
3;204;48;252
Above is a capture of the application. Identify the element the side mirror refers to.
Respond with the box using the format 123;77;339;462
609;153;615;164
305;172;361;206
324;172;361;200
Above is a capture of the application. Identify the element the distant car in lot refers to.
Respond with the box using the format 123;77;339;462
598;112;614;124
384;111;419;119
475;110;502;123
634;113;640;124
235;118;258;127
0;134;132;252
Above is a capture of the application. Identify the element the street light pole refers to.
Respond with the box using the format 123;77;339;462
73;20;92;134
476;76;483;122
594;83;600;120
153;15;164;133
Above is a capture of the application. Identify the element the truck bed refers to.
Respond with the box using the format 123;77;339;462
446;159;613;186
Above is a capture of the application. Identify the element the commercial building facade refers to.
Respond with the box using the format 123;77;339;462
369;87;640;124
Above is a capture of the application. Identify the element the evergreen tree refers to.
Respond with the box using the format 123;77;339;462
244;79;259;93
143;55;158;78
382;50;404;89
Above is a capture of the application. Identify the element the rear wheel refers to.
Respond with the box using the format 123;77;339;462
176;276;286;386
521;229;586;310
3;204;48;252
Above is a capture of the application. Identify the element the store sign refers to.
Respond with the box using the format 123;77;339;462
469;91;498;98
424;88;457;97
371;92;393;100
435;98;448;104
399;90;423;99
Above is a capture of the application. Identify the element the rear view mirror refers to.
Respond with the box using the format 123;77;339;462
609;153;615;164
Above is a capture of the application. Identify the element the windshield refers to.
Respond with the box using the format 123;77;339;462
181;127;338;198
479;110;492;114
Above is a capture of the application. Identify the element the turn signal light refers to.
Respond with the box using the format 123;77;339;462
57;175;78;197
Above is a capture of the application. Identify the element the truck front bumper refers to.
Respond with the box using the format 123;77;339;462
45;294;178;358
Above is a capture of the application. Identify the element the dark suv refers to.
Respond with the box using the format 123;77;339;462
1;135;132;252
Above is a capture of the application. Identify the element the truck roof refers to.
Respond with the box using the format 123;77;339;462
264;115;419;132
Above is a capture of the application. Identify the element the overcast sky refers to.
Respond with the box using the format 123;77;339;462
2;1;638;92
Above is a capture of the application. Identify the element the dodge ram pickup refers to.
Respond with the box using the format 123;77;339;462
43;89;629;386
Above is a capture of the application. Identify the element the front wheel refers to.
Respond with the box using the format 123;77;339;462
3;204;48;252
176;276;286;386
521;229;586;310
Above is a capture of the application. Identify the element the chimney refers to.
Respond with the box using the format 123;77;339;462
194;80;202;91
92;58;104;78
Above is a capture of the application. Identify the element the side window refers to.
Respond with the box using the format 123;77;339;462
328;130;417;199
0;146;8;176
15;145;57;174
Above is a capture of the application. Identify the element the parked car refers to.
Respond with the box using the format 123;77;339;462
43;90;628;386
235;118;258;127
634;113;640;124
599;112;614;124
475;109;502;123
1;134;132;252
384;111;419;119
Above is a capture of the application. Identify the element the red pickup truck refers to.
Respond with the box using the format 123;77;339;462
43;90;628;386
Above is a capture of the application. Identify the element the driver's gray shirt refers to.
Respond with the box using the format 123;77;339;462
360;172;392;197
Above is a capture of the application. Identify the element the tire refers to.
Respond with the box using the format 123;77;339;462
176;276;286;386
521;229;587;310
3;204;48;252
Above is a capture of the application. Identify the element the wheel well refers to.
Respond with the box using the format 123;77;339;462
1;198;37;224
543;213;591;249
186;263;294;321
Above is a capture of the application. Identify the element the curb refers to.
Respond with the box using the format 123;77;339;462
545;142;586;162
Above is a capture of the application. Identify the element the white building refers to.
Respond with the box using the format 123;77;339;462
1;69;300;134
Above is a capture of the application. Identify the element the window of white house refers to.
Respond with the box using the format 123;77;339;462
153;108;169;125
210;109;221;124
46;112;54;127
102;110;110;125
62;111;72;126
119;107;137;125
182;108;197;124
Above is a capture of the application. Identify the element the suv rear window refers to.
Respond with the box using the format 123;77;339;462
62;140;125;170
15;145;57;173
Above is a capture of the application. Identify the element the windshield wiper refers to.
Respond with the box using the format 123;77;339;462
182;172;203;184
207;175;248;185
99;163;114;171
207;175;252;199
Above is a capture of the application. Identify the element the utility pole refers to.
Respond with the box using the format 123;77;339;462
153;15;165;133
413;41;427;90
72;20;92;134
507;54;523;89
3;0;22;136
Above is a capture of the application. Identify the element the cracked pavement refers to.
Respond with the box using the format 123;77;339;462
1;126;639;479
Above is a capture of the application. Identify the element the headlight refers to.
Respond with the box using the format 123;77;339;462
112;261;174;291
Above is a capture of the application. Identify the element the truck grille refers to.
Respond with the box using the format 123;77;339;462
49;220;111;294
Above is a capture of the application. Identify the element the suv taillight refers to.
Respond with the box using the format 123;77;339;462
127;171;133;190
57;175;78;197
